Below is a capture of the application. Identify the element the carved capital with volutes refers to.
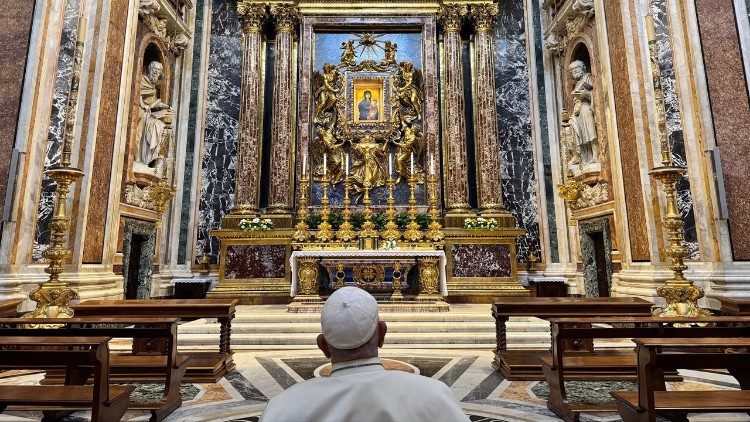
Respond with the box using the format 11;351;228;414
469;3;499;33
437;4;467;33
270;3;300;33
237;2;267;33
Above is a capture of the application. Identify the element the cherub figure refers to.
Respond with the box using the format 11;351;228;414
341;40;357;66
381;41;398;65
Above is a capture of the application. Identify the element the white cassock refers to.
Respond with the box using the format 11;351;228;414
260;357;470;422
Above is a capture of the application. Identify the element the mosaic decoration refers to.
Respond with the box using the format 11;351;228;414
33;0;80;262
224;245;287;279
494;1;540;263
652;0;699;260
450;244;512;278
197;0;242;263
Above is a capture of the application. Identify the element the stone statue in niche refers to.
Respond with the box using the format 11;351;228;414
568;60;599;166
136;61;172;173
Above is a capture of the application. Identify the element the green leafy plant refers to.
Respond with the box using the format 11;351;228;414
328;213;344;230
305;214;322;230
350;212;365;231
416;213;431;231
395;212;410;229
371;213;388;231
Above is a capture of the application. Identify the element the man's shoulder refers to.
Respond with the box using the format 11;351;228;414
379;371;451;390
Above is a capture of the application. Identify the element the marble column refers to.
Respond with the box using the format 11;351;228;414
438;4;471;214
267;3;299;215
234;3;267;215
470;4;504;214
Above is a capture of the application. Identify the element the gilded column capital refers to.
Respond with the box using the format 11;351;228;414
469;3;499;33
237;2;268;33
437;4;467;33
270;3;300;33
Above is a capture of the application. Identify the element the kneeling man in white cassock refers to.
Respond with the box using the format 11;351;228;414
260;286;470;422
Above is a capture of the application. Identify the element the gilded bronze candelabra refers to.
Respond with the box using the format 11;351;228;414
426;172;444;242
293;175;311;242
359;181;379;240
646;4;709;317
315;176;335;242
25;10;88;323
382;176;401;241
403;174;423;242
336;178;356;242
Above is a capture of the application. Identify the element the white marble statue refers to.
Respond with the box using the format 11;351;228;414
568;60;599;165
136;61;172;168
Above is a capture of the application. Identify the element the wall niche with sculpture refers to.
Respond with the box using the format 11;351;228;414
544;0;612;214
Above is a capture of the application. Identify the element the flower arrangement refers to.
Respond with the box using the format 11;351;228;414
239;217;275;231
463;217;499;230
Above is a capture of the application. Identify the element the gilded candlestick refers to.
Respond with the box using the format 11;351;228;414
426;172;444;242
315;176;334;242
403;174;423;242
359;181;379;239
336;178;356;242
382;176;401;241
293;175;311;242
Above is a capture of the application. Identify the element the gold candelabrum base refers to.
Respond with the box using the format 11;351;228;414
403;175;423;242
359;182;379;239
24;166;84;323
382;177;401;241
649;165;710;318
293;177;311;242
337;179;357;242
316;176;335;242
426;173;444;242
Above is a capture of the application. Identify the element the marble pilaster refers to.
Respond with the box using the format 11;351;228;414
470;4;504;214
266;3;298;215
438;4;471;214
233;3;267;215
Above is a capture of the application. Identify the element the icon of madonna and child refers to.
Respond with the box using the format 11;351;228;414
356;88;382;123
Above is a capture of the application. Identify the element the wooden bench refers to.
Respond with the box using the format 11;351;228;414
74;299;238;382
0;336;134;422
0;299;22;317
0;317;189;421
720;297;750;316
611;338;750;422
541;316;750;422
492;297;654;380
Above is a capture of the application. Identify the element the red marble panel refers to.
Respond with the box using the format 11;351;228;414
82;0;128;263
450;244;511;278
604;0;650;261
0;4;35;206
695;0;750;260
224;244;287;279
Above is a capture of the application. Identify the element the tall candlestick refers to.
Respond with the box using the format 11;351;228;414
345;154;349;178
430;154;435;175
323;153;327;177
410;153;414;175
302;154;307;176
389;154;393;178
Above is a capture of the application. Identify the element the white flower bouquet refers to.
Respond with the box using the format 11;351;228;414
463;217;499;230
239;217;275;231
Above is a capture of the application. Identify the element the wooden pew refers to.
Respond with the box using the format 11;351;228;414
540;316;750;422
612;338;750;422
0;336;134;422
74;299;238;382
0;317;189;421
0;299;22;317
720;297;750;316
492;297;654;380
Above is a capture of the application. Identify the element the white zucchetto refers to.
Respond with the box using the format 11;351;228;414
321;286;379;349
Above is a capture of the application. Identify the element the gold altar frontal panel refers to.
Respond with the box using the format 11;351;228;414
209;229;293;304
444;228;528;302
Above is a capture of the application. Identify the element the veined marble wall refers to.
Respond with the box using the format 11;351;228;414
494;0;540;262
652;0;699;260
33;0;81;262
197;0;241;263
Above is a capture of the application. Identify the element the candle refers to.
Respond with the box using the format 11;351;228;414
302;155;307;176
410;153;414;175
345;154;350;178
430;154;435;175
389;154;393;178
323;153;327;177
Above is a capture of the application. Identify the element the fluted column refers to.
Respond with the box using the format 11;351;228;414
470;4;504;214
267;3;299;215
233;2;267;215
438;4;471;214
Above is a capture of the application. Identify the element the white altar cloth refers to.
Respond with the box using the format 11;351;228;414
290;249;448;297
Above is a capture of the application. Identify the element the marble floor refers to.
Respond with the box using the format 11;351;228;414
0;349;748;422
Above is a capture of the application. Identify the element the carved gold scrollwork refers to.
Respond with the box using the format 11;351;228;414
298;259;319;296
418;258;440;296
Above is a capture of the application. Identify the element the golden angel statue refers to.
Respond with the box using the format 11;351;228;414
393;125;424;183
351;134;388;191
312;127;346;184
381;41;398;66
313;63;340;122
341;40;357;66
393;61;422;122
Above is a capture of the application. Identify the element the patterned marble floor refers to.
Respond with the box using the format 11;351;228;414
0;349;748;421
